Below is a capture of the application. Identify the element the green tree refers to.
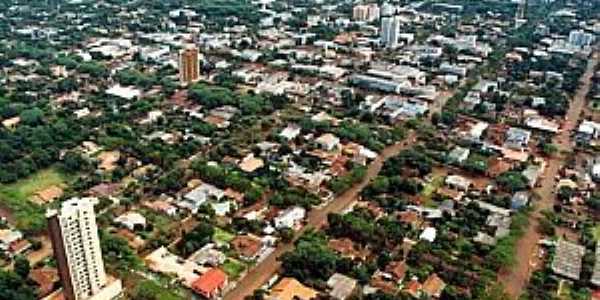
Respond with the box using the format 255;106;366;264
178;222;215;256
0;270;36;300
13;256;30;279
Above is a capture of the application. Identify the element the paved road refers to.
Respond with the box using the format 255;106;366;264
223;131;417;300
500;52;599;299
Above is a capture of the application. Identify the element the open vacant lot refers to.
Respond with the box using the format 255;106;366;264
0;167;71;232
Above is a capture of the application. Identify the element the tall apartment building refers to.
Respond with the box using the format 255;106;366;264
380;15;401;48
352;4;380;22
47;198;121;300
179;46;200;84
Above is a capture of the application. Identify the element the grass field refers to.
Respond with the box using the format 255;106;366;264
421;175;444;207
593;225;600;242
213;227;235;245
0;168;71;232
222;258;246;280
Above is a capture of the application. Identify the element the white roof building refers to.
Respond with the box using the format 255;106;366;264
106;85;141;100
115;212;146;231
180;183;225;213
316;133;340;151
280;124;301;141
445;175;472;191
274;206;306;229
420;227;437;242
0;229;23;250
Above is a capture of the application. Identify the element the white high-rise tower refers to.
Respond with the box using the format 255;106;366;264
47;198;121;300
380;15;401;48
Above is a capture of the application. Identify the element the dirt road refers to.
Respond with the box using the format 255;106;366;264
223;132;416;300
500;52;599;299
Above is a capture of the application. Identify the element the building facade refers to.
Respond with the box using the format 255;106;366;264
47;198;115;300
568;30;595;48
380;16;401;48
352;4;380;22
179;46;200;84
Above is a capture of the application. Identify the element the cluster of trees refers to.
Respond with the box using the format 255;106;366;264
363;175;423;199
177;221;214;257
280;231;342;283
496;171;529;192
329;165;366;195
382;148;433;177
100;230;142;272
269;188;320;209
189;84;288;116
191;160;266;205
0;112;91;183
115;69;157;90
0;255;34;299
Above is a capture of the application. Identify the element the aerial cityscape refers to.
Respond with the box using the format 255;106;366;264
0;0;598;299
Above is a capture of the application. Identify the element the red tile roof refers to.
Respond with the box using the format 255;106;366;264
191;268;227;296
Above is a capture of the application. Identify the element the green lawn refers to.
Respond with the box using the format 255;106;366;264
0;168;71;233
593;225;600;242
221;258;246;280
213;227;235;245
421;175;444;207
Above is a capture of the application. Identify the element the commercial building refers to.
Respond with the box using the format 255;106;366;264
47;198;122;300
179;46;200;84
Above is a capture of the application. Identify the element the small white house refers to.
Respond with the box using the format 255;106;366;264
420;227;437;242
274;206;306;229
448;146;470;163
115;212;146;231
316;133;340;151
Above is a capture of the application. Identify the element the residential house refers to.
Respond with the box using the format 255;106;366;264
327;273;357;300
522;162;545;188
191;268;228;299
192;244;227;267
511;191;530;210
180;183;225;213
239;154;265;173
504;127;531;150
279;124;301;141
384;261;407;283
2;116;21;129
420;227;437;242
422;273;446;298
316;133;341;151
29;267;59;298
445;175;472;191
0;229;30;254
328;238;369;260
268;277;318;300
404;278;423;298
274;206;306;229
145;247;206;287
115;212;147;231
143;200;178;217
448;146;470;164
